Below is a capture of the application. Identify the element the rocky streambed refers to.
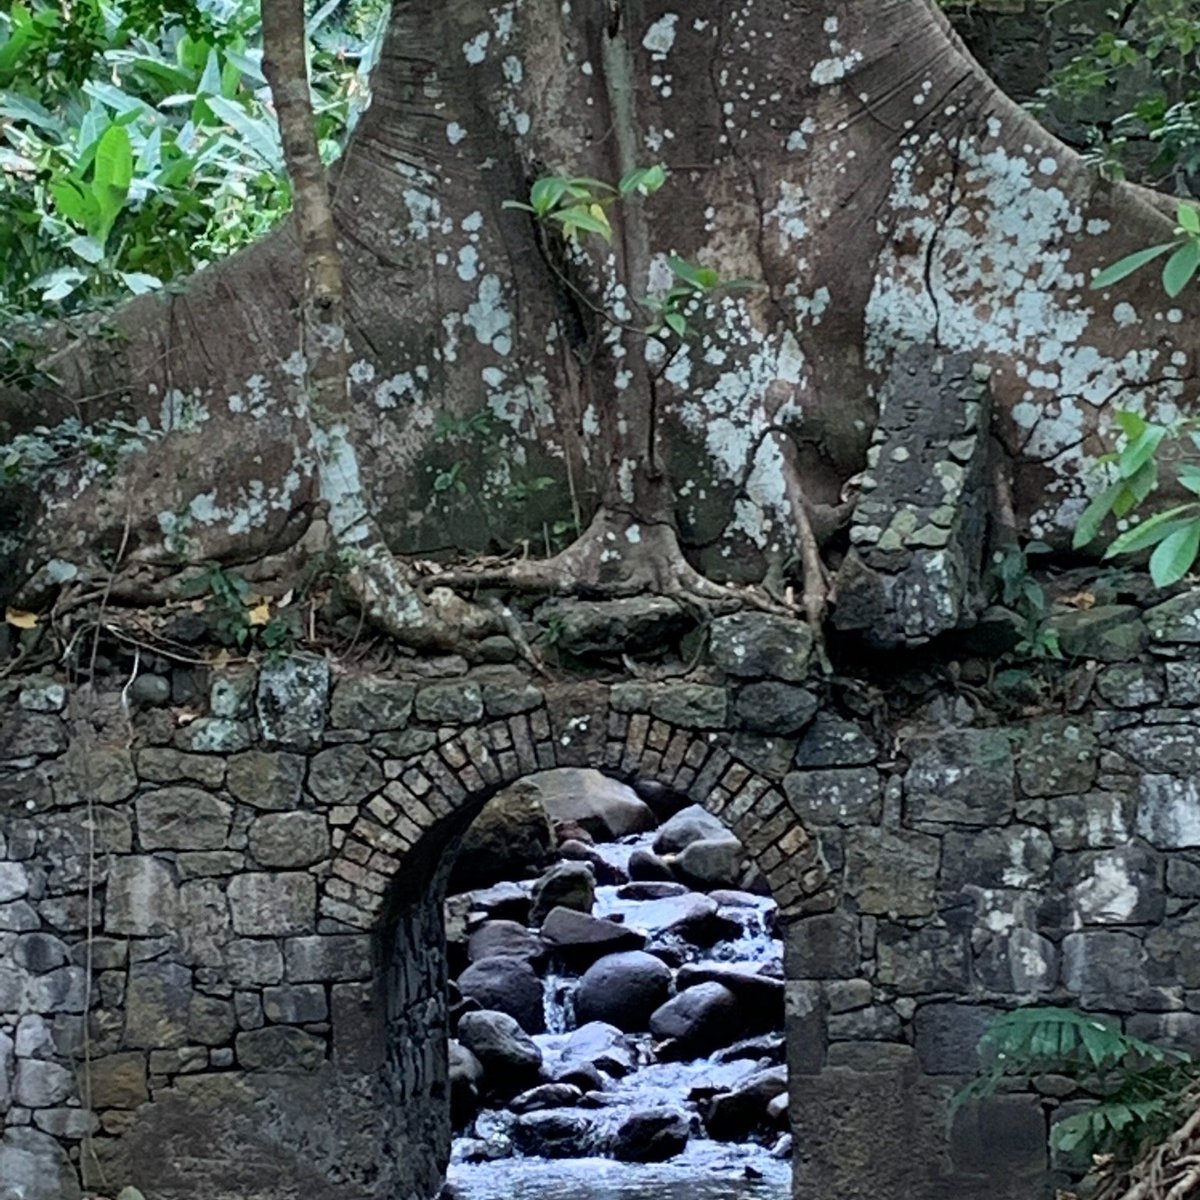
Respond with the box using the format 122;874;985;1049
442;770;791;1196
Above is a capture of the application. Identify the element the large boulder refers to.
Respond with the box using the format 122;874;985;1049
628;848;676;882
450;782;554;891
704;1067;789;1140
626;893;741;947
448;1039;484;1128
560;1021;638;1078
611;1108;691;1163
529;769;657;840
464;882;532;923
575;952;672;1033
529;861;595;926
539;907;646;966
650;982;743;1056
510;1111;597;1158
467;920;543;965
457;958;546;1035
676;964;785;1029
673;838;747;891
654;805;734;855
456;1010;542;1094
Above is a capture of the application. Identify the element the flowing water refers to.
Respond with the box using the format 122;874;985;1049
447;832;791;1200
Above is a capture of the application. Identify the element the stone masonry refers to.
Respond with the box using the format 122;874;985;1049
3;588;1200;1199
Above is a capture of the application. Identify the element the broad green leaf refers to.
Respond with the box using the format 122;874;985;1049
50;179;91;229
530;177;572;217
92;124;133;243
501;201;536;213
1114;409;1149;441
669;257;719;291
1090;242;1175;289
1119;425;1166;479
1179;203;1200;235
619;164;667;196
38;267;87;303
118;272;163;295
1150;520;1200;587
548;204;612;241
1105;504;1200;557
1163;238;1200;297
1178;463;1200;496
1072;482;1121;548
664;311;687;336
67;235;104;264
206;97;282;168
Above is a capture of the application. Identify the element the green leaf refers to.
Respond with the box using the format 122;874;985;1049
1119;425;1166;479
1073;483;1121;549
1179;203;1200;235
1150;520;1200;587
619;164;667;196
1163;238;1200;297
669;257;719;291
92;123;133;243
1105;505;1200;557
50;179;92;229
548;204;612;241
664;311;687;337
1114;409;1149;441
1178;464;1200;496
67;235;105;264
529;177;572;217
1091;242;1175;289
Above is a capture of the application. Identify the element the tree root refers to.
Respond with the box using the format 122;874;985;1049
423;507;787;615
1085;1087;1200;1200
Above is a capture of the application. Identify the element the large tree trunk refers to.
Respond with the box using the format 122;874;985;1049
2;0;1195;629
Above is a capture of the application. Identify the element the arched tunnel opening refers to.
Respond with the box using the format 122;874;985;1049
382;767;793;1200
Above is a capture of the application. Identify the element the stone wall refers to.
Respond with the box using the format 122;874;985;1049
3;589;1200;1199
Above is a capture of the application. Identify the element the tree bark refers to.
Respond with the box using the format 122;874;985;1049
2;0;1197;628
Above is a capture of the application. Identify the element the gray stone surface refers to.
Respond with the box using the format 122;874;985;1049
905;729;1014;825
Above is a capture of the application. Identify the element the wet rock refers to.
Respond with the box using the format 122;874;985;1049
448;1039;483;1127
650;982;743;1056
627;849;676;883
575;952;673;1032
674;838;747;891
510;1111;597;1158
654;805;732;855
560;1022;638;1078
454;1135;514;1165
611;1108;691;1162
451;783;554;891
467;921;543;965
558;840;627;886
618;880;687;900
456;1010;542;1093
705;1067;788;1139
509;1082;584;1114
457;956;545;1035
530;861;595;926
532;769;657;840
628;892;741;947
676;964;785;1028
465;883;531;923
713;1034;786;1065
539;908;645;965
548;1059;606;1093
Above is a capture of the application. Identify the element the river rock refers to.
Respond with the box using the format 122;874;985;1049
457;956;545;1034
676;964;785;1028
456;1011;542;1093
465;882;531;923
467;921;543;965
628;893;741;946
714;1034;787;1065
650;982;743;1056
448;1039;484;1127
575;952;673;1033
558;840;627;886
548;1059;606;1093
531;769;657;840
509;1082;584;1114
560;1021;638;1078
627;849;676;882
510;1111;597;1158
451;783;554;891
618;880;687;900
530;861;595;926
539;908;646;965
653;805;733;855
704;1066;788;1139
610;1108;691;1162
674;837;747;891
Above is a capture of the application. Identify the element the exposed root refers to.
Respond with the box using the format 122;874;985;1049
779;444;834;632
1084;1088;1200;1200
423;507;787;615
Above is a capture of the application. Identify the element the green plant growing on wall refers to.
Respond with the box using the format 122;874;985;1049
989;540;1063;658
504;164;758;340
958;1007;1197;1162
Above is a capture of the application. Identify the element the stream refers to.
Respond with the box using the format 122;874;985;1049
444;814;792;1200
